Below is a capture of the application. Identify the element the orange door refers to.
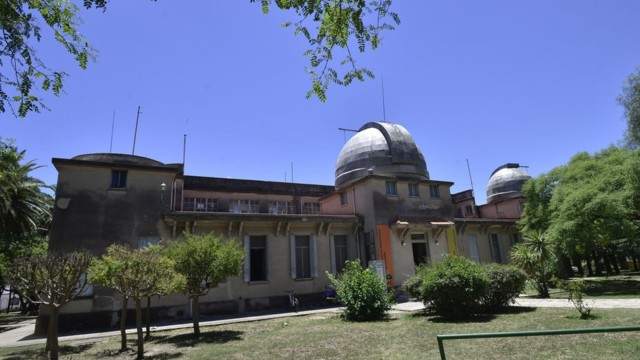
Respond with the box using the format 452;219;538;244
376;224;394;286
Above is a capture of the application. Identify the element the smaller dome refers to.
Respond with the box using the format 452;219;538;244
486;163;531;203
72;153;165;167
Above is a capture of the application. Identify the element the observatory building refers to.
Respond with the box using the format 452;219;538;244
44;121;528;332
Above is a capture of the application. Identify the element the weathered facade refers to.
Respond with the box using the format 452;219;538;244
45;121;530;332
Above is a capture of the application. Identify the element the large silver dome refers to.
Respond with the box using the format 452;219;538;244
335;122;428;188
486;163;531;203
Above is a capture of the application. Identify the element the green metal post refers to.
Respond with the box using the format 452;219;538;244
437;336;446;360
435;325;640;360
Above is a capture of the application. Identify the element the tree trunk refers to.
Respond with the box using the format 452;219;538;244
586;257;594;276
593;251;603;276
557;255;572;279
191;296;200;338
5;287;11;313
145;296;151;338
120;297;128;351
573;256;584;277
47;306;59;360
602;252;613;275
135;299;144;359
610;253;620;274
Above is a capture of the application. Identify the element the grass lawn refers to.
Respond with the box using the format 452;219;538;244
1;308;640;359
521;273;640;299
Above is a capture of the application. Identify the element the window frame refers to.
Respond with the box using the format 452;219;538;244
408;183;420;197
340;192;348;206
248;235;268;282
332;234;349;274
110;169;128;189
429;184;440;198
294;235;312;279
385;181;398;196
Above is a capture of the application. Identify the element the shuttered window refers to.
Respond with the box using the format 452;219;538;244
290;235;317;279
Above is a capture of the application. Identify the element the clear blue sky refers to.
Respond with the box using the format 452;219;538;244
2;1;638;203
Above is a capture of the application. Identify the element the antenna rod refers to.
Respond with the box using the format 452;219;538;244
290;162;294;183
109;110;115;153
466;158;475;194
338;127;359;143
132;105;141;155
182;134;187;165
381;76;387;121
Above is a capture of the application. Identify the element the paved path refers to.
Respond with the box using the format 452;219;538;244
3;298;640;348
514;297;640;309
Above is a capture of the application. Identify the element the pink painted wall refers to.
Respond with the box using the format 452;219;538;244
478;197;523;219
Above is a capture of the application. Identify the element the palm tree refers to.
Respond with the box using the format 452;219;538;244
0;140;52;239
511;230;555;298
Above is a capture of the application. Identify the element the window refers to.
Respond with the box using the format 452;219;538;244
490;234;502;263
333;235;348;273
510;233;520;246
183;197;195;211
408;183;420;197
110;170;127;189
77;273;94;297
467;235;480;262
206;198;218;212
138;236;159;248
269;200;292;214
249;236;267;281
231;199;259;213
295;235;311;278
340;192;348;206
465;205;474;216
195;198;207;211
385;181;398;195
302;202;320;214
287;202;298;214
429;184;440;198
411;233;430;266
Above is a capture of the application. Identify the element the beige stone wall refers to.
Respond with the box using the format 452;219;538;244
457;226;517;264
62;220;357;315
389;226;449;286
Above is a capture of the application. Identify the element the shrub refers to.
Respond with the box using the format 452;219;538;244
408;256;489;319
404;264;429;299
565;280;593;319
328;260;393;321
483;264;527;311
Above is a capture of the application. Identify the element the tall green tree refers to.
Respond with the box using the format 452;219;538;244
166;233;243;338
619;67;640;148
0;139;52;238
2;1;398;117
8;252;92;360
89;244;183;359
519;147;640;277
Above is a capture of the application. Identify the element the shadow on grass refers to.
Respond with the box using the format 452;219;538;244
95;347;185;360
565;313;601;320
3;343;94;360
0;313;35;326
583;280;640;297
153;329;244;348
428;314;497;323
497;306;537;314
409;306;537;323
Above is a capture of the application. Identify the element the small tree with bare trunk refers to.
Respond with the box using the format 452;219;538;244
8;252;91;360
90;244;183;359
166;233;243;338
